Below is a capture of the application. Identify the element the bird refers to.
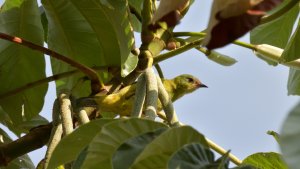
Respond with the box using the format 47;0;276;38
76;74;207;118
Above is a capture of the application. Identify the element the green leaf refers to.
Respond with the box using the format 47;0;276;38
0;0;47;124
280;101;300;169
128;0;143;32
250;0;299;48
267;130;280;144
0;128;35;169
81;118;168;169
242;152;288;169
168;143;214;169
112;128;167;169
0;106;48;136
131;126;208;169
287;68;300;95
47;118;114;169
121;52;138;77
72;147;88;169
281;19;300;62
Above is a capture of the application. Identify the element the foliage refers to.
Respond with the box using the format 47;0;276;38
0;0;299;169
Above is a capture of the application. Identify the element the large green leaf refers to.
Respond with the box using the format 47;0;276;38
42;0;134;96
0;128;35;169
0;0;47;124
168;143;214;169
70;0;135;77
287;68;300;95
0;106;48;136
131;126;208;169
242;152;288;169
250;0;299;48
281;19;300;62
47;118;114;169
81;118;168;169
280;101;300;169
112;128;167;169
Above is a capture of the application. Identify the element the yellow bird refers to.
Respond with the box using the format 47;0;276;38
76;74;207;117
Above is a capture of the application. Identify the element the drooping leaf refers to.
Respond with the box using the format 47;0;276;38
47;119;114;169
0;128;35;169
287;68;300;95
131;126;208;169
280;101;300;169
168;143;214;169
281;19;300;62
81;118;168;169
250;0;299;48
242;152;288;169
204;0;283;49
0;0;47;125
112;128;167;169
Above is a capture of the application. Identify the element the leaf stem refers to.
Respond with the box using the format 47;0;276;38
154;39;203;63
172;32;256;50
0;32;104;93
206;138;242;166
154;64;164;79
0;66;107;100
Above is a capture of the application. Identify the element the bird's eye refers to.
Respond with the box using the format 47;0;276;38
186;77;194;83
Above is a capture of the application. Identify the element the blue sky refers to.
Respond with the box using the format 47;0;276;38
1;0;299;166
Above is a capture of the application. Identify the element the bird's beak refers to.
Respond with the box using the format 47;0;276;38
199;84;208;88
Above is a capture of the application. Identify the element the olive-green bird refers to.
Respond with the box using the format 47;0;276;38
76;74;207;117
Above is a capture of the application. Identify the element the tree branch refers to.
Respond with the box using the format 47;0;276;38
0;124;52;166
0;32;104;94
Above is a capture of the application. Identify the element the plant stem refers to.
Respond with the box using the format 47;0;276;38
206;138;242;166
131;74;146;118
260;0;299;25
0;32;104;93
154;64;164;79
173;32;256;50
144;68;158;120
44;100;63;169
59;93;74;135
154;39;203;63
156;75;179;126
0;66;107;100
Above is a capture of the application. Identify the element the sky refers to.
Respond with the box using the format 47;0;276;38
1;0;299;166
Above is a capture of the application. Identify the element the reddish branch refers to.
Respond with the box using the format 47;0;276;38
0;33;103;94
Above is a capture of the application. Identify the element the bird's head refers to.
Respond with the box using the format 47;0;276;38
171;74;207;101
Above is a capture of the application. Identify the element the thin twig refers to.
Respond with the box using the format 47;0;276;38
77;109;90;125
0;32;104;93
154;64;164;79
206;138;242;166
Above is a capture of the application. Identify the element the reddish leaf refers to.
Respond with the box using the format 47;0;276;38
204;0;283;49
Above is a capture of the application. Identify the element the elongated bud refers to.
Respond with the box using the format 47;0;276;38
207;51;237;66
254;44;283;62
254;44;300;69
